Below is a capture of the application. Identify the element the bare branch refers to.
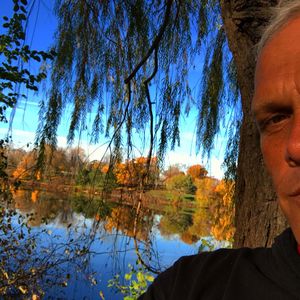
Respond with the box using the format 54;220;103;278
124;0;174;84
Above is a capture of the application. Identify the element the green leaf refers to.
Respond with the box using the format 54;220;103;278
20;6;26;13
145;274;154;282
136;272;144;283
20;0;28;5
132;280;139;290
13;4;19;12
33;55;41;62
19;13;26;21
124;273;132;281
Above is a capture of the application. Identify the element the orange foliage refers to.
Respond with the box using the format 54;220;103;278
101;164;109;174
180;230;199;245
31;190;39;203
114;157;158;186
187;164;208;181
210;180;235;242
12;153;36;179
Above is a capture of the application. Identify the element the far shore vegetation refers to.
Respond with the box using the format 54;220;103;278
6;144;235;243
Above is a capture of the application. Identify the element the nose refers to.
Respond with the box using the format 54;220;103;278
286;117;300;166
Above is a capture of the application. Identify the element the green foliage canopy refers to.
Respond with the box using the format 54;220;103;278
165;173;196;195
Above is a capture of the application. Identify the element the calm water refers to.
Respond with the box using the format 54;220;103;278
4;189;229;299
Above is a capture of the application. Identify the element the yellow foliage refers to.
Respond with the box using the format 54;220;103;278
210;180;235;242
194;177;218;207
192;178;235;242
114;157;158;186
188;207;211;238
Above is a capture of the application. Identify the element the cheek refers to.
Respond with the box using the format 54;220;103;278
261;137;275;168
260;136;283;181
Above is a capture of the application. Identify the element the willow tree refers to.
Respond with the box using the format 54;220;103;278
36;0;286;247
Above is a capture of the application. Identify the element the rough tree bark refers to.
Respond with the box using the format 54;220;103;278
220;0;288;247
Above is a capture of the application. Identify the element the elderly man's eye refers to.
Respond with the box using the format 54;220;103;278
269;114;289;124
259;114;290;132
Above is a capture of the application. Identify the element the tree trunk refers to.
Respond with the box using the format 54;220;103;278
220;0;288;247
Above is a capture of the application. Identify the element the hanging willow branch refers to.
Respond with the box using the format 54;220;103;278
143;47;158;179
124;0;173;84
35;0;240;184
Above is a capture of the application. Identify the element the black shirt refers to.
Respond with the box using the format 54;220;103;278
139;228;300;299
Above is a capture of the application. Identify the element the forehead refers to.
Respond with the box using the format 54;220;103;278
253;16;300;110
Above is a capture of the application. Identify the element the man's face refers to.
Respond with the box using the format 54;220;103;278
252;16;300;244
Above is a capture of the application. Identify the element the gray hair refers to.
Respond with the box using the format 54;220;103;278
257;0;300;56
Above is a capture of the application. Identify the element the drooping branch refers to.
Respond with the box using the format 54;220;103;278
143;47;158;178
124;0;173;84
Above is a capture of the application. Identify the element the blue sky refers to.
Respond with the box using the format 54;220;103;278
1;0;226;178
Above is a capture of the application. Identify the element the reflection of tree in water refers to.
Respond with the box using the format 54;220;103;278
99;201;162;274
9;190;163;286
12;189;75;227
158;207;208;245
8;187;234;297
0;199;97;298
71;194;112;220
159;210;193;236
159;179;235;245
104;206;154;241
70;193;160;270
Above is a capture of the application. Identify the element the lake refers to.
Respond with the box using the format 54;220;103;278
1;189;231;299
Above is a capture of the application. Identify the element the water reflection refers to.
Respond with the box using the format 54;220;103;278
2;189;233;298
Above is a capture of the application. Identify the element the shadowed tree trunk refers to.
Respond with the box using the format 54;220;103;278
220;0;288;247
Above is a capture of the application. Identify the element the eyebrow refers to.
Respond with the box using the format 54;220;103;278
252;100;292;118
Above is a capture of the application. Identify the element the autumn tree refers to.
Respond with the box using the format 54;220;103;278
12;145;85;181
65;147;85;175
114;157;159;187
194;177;219;207
165;173;196;195
187;164;208;182
12;150;36;180
31;0;287;247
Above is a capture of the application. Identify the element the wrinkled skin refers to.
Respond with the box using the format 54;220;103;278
252;15;300;244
